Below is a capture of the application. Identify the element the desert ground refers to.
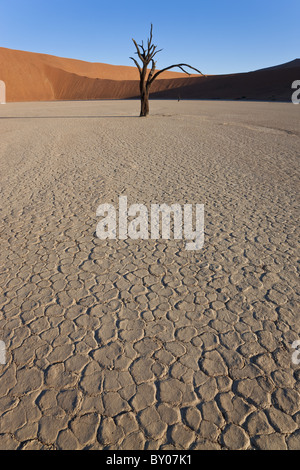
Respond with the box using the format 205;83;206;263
0;99;299;450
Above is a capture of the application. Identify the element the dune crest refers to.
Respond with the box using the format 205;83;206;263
0;47;299;102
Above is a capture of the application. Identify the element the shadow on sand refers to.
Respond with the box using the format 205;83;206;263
0;115;140;119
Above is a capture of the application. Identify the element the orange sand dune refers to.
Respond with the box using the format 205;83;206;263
43;63;197;101
0;47;298;103
0;47;195;102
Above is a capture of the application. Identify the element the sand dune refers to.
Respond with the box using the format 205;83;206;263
0;47;193;102
0;47;299;102
151;66;300;101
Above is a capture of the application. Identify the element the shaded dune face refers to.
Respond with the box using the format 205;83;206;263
0;47;299;102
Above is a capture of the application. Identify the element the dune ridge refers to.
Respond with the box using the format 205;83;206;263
0;47;299;102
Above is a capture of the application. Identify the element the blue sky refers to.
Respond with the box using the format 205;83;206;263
1;0;299;74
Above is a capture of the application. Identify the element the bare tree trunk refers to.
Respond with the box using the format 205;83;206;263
140;89;149;117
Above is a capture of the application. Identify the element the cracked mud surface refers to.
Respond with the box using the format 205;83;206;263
0;100;299;450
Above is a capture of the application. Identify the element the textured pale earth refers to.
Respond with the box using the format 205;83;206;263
0;100;299;450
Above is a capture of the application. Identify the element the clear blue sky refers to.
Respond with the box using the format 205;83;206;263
1;0;299;74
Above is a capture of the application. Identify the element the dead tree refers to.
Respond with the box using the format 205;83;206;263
130;24;203;117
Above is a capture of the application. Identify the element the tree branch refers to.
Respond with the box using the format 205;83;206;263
146;60;157;86
151;48;163;59
138;41;147;58
132;39;145;63
149;63;203;85
148;24;153;49
130;57;142;76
